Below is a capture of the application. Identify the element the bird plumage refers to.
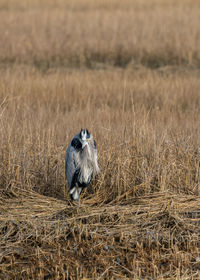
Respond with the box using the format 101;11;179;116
65;129;100;205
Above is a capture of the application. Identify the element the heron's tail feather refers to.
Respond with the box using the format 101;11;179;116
70;186;82;201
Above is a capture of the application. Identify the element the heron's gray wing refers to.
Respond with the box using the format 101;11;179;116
65;143;81;189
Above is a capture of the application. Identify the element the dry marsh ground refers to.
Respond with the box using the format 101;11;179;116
0;0;200;279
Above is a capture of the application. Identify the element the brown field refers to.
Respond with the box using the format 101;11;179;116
0;0;200;279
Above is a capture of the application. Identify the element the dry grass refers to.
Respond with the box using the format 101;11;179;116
0;190;200;279
0;0;200;279
0;0;200;70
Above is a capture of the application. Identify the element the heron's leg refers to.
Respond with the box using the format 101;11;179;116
78;196;80;207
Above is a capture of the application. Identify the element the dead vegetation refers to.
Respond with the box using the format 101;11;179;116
0;0;200;279
0;189;200;279
0;0;200;70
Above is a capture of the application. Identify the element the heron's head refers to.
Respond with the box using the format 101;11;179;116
79;129;91;149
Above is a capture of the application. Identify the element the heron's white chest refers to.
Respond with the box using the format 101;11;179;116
78;160;93;184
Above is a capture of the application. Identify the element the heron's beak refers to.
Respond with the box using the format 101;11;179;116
82;140;88;149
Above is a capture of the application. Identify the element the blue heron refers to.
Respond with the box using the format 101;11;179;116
65;129;100;206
